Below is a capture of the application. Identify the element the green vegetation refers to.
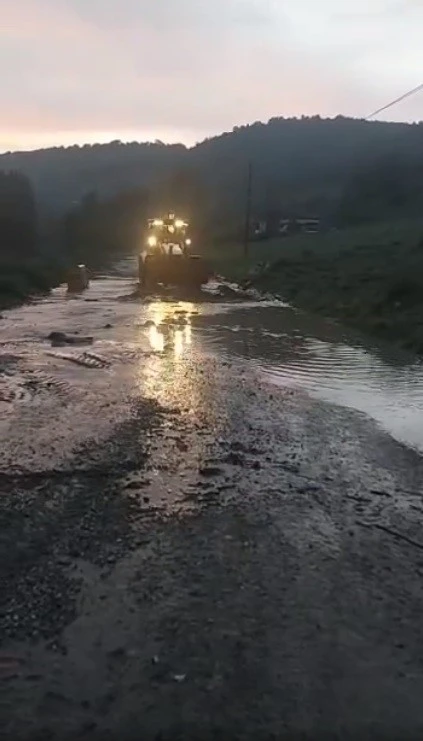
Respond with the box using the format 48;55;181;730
2;115;423;322
0;173;131;309
0;260;63;310
2;116;423;224
0;171;61;309
213;219;423;354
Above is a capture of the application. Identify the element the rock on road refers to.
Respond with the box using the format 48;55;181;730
1;265;423;740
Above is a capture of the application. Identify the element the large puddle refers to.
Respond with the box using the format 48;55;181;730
196;304;423;454
1;261;423;456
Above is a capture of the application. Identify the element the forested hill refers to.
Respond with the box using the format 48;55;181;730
0;141;186;215
2;115;423;221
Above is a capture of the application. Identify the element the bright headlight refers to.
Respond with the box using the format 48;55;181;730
185;238;192;246
147;235;157;247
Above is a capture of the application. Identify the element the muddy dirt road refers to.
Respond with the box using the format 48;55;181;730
2;261;423;740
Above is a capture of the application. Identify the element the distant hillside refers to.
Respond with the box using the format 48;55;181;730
193;116;423;220
2;116;423;222
0;141;186;216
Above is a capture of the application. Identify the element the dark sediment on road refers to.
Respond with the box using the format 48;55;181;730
3;344;423;740
0;397;167;644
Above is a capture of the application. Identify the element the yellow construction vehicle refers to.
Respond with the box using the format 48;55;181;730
139;213;211;290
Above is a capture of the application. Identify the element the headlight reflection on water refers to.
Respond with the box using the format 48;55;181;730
145;301;194;359
148;324;165;353
140;301;197;408
139;301;223;434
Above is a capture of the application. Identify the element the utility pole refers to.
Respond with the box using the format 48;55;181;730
243;160;253;259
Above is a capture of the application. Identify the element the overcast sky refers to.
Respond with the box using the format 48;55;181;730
1;0;422;151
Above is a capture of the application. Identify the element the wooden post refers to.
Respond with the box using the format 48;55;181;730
243;161;252;259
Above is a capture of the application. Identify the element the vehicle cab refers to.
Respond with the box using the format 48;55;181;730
146;213;192;255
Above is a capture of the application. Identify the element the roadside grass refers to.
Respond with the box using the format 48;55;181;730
208;218;423;354
0;260;63;309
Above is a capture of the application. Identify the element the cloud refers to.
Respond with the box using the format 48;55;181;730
0;0;421;151
66;0;275;30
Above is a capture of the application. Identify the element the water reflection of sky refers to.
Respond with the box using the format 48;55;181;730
198;306;423;454
263;338;423;454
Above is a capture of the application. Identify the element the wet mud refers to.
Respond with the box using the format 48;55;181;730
2;260;423;740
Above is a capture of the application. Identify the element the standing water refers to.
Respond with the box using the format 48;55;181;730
198;303;423;453
1;265;423;456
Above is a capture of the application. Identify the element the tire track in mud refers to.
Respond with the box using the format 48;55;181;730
0;378;33;404
0;369;78;406
45;350;111;369
0;342;119;412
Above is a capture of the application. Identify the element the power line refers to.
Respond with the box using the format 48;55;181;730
365;82;423;120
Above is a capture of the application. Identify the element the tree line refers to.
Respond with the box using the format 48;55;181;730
0;171;38;262
2;114;423;284
2;115;423;221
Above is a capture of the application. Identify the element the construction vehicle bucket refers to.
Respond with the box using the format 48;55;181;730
140;254;211;289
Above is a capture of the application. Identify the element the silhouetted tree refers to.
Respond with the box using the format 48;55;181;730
1;117;423;224
62;187;150;266
337;154;423;225
150;167;211;236
2;117;423;241
0;171;37;262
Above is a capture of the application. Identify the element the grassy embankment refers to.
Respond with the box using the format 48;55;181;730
209;219;423;354
0;260;64;311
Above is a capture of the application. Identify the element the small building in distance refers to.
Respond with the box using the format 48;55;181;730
251;215;320;240
295;218;319;234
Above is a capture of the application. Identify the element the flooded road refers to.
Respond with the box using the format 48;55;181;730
2;262;423;457
2;263;423;740
199;304;423;453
